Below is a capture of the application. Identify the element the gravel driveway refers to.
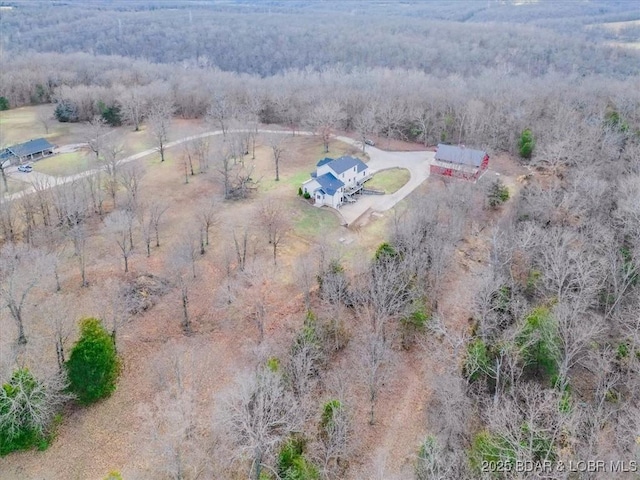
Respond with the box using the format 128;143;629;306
335;136;434;226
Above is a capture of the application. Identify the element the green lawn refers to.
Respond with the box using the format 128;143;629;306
262;170;310;193
365;168;410;193
293;200;341;238
35;151;97;177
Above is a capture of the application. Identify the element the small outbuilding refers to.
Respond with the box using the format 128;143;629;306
0;138;55;165
430;144;489;181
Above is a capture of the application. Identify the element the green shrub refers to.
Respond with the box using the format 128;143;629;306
617;343;629;360
298;187;303;196
493;285;512;313
320;399;342;430
0;96;9;111
303;191;311;199
487;179;510;208
464;338;491;382
66;318;120;405
99;101;122;126
517;307;559;383
104;472;124;480
374;242;398;262
518;128;535;159
400;299;431;349
469;431;515;473
277;437;320;480
559;389;572;413
266;357;280;372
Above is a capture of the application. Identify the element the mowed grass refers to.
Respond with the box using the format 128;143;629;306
365;168;410;193
292;200;341;238
0;105;73;145
35;151;97;177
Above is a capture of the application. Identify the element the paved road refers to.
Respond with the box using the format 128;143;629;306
3;130;434;225
335;136;434;225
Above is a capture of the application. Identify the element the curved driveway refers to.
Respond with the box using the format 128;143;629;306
335;136;434;225
5;130;434;224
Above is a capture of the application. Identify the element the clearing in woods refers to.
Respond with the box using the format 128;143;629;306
0;108;526;479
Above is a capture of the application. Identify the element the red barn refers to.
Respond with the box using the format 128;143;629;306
430;144;489;181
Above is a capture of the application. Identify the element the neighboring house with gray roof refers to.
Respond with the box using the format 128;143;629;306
1;138;55;165
302;155;370;208
431;144;489;181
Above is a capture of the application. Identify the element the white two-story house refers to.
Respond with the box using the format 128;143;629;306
302;155;370;208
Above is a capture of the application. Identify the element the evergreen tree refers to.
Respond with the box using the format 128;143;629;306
518;128;535;159
54;101;79;123
66;318;120;405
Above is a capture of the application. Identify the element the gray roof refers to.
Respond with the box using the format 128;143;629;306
327;155;368;175
435;144;487;167
315;172;344;196
5;138;54;158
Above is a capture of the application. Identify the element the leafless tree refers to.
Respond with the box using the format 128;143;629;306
233;227;251;272
82;171;105;217
66;222;89;287
197;199;217;248
268;134;286;181
168;230;203;334
98;278;132;352
217;150;258;200
100;138;125;208
40;294;74;371
0;160;8;193
552;301;604;391
353;106;377;153
0;244;52;345
0;194;17;242
359;331;392;425
223;366;300;480
120;85;146;131
119;162;145;210
104;210;136;273
207;94;235;139
37;107;55;135
86;115;110;160
140;344;214;479
256;203;291;265
147;98;175;162
149;200;169;248
307;100;345;153
192;137;211;173
295;254;316;311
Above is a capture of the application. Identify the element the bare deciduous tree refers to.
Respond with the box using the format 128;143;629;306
359;332;391;425
307;100;345;153
256;203;291;265
223;367;300;480
104;210;136;273
148;99;174;162
149;200;169;248
268;134;286;181
0;243;50;345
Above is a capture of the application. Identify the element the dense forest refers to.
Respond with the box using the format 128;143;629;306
1;1;640;479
